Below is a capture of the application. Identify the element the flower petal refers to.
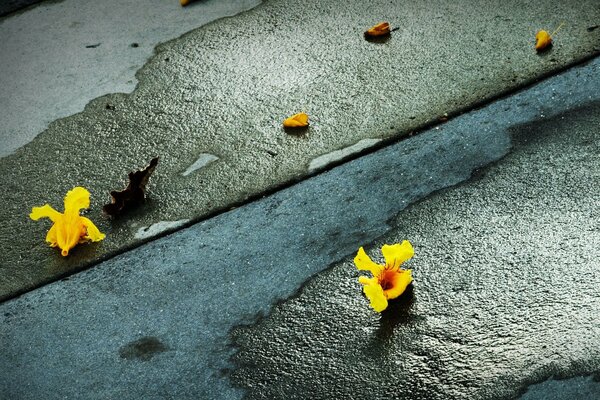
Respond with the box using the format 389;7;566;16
80;217;106;242
64;187;91;214
358;276;377;286
383;269;413;300
283;113;309;128
535;30;552;51
30;204;62;222
363;283;388;312
365;22;391;38
45;224;58;247
54;216;85;257
354;247;384;275
382;241;414;269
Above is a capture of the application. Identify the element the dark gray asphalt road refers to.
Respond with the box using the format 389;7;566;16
1;55;598;398
2;0;599;301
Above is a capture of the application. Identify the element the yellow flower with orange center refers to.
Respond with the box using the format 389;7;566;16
354;241;414;312
30;187;105;256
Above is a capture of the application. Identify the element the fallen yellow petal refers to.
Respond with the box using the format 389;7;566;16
358;276;377;286
81;217;106;242
30;204;61;222
354;247;384;275
64;186;91;214
535;30;552;51
364;22;391;38
363;283;388;312
283;112;309;128
383;269;412;300
381;241;414;269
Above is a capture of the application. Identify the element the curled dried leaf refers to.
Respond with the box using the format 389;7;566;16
180;0;193;6
283;113;309;128
104;157;159;217
364;22;391;39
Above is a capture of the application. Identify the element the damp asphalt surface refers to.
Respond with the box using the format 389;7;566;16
1;47;599;399
231;99;600;399
1;0;600;301
1;1;600;399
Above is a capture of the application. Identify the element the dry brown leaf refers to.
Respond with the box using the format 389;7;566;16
103;157;159;217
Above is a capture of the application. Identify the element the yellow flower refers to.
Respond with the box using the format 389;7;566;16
30;187;105;256
283;112;309;128
354;241;414;312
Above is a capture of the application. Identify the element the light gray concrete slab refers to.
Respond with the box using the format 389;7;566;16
1;55;598;399
1;0;600;301
0;0;261;156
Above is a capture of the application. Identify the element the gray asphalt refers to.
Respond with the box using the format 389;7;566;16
232;98;600;399
1;54;598;399
2;0;599;301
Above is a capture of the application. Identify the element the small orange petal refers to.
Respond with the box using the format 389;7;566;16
364;22;391;38
283;112;309;128
535;30;552;51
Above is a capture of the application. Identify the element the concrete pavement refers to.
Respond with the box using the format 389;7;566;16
1;0;600;301
1;52;599;399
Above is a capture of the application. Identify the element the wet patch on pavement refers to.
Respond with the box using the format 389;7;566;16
230;102;600;399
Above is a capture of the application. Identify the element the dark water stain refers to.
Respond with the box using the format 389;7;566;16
118;336;169;361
